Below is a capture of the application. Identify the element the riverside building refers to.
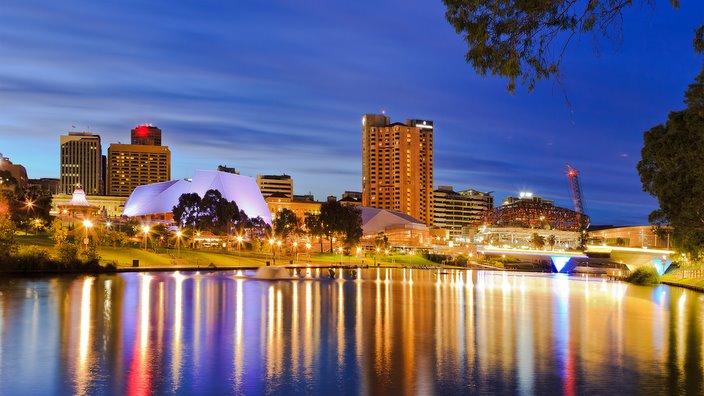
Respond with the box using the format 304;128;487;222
59;132;102;195
362;114;434;226
433;186;493;241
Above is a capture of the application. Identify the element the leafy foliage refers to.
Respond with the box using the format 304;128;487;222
443;0;682;92
304;212;324;251
530;233;546;250
638;68;704;258
273;208;300;241
0;214;17;256
625;266;660;286
173;190;243;234
319;201;363;249
173;192;202;229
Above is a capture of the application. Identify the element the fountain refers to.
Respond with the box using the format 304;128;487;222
250;266;295;280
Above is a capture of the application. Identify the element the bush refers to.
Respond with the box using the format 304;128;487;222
56;242;80;264
625;266;660;286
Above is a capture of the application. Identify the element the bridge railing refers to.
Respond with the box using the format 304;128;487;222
680;269;704;279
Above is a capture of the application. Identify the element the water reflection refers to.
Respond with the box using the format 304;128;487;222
0;270;703;394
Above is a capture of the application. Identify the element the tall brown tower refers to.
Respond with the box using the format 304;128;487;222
362;114;434;226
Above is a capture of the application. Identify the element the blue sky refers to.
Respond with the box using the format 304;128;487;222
1;0;702;225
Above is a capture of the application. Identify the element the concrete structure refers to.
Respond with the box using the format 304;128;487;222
60;132;102;195
360;206;429;247
266;193;321;223
478;226;581;250
488;192;587;231
122;170;271;224
28;178;60;194
52;193;127;218
0;153;28;190
433;186;493;241
257;174;293;199
131;124;162;146
362;114;434;226
588;225;671;249
107;143;171;197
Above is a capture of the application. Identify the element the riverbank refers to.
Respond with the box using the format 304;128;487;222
661;269;704;293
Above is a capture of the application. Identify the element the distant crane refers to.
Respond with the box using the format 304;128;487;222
565;163;589;229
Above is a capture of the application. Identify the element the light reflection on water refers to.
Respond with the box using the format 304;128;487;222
0;269;703;395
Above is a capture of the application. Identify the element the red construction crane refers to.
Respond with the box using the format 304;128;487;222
565;163;588;228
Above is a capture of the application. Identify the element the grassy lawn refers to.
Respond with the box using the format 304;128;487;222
662;270;704;289
11;234;441;270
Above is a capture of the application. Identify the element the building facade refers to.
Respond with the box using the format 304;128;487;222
131;124;162;146
362;114;434;226
487;193;587;232
256;174;293;199
59;132;102;195
433;186;493;241
106;144;171;197
0;153;28;191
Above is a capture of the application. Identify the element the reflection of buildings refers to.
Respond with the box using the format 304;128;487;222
362;114;434;226
0;153;28;190
60;132;103;195
487;192;586;231
588;225;671;248
433;186;493;242
257;174;293;199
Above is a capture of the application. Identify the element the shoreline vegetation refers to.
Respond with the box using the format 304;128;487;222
3;235;704;293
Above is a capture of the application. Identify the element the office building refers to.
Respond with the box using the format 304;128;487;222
107;143;171;197
59;132;102;195
28;178;61;194
362;114;434;226
257;174;293;199
433;186;493;241
131;124;162;146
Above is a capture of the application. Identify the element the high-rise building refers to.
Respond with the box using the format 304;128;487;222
256;174;293;199
433;186;493;241
362;114;434;226
106;144;171;197
131;124;162;146
59;132;102;195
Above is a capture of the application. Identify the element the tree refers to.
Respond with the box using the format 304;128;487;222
339;205;363;247
48;218;68;247
638;69;704;258
247;216;272;244
0;214;17;257
443;0;689;92
173;192;202;229
273;208;300;242
304;212;325;252
547;234;556;251
320;200;345;251
530;233;546;250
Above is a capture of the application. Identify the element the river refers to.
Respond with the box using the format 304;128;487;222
0;269;702;395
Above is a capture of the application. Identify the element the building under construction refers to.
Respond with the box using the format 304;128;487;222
485;192;587;232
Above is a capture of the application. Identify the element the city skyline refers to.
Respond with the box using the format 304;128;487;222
2;1;703;225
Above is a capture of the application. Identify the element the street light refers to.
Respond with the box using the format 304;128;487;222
142;225;150;250
293;241;298;263
176;230;182;258
338;246;343;264
270;238;276;265
236;235;243;256
83;219;93;249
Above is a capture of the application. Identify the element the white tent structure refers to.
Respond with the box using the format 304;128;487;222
360;206;429;246
122;170;272;224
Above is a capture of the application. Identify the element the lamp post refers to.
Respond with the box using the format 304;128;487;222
236;235;243;256
83;219;93;250
142;225;150;251
338;246;343;264
33;218;41;235
24;200;34;235
270;238;276;265
176;230;182;258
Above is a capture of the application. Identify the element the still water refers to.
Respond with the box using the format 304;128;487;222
0;269;702;395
